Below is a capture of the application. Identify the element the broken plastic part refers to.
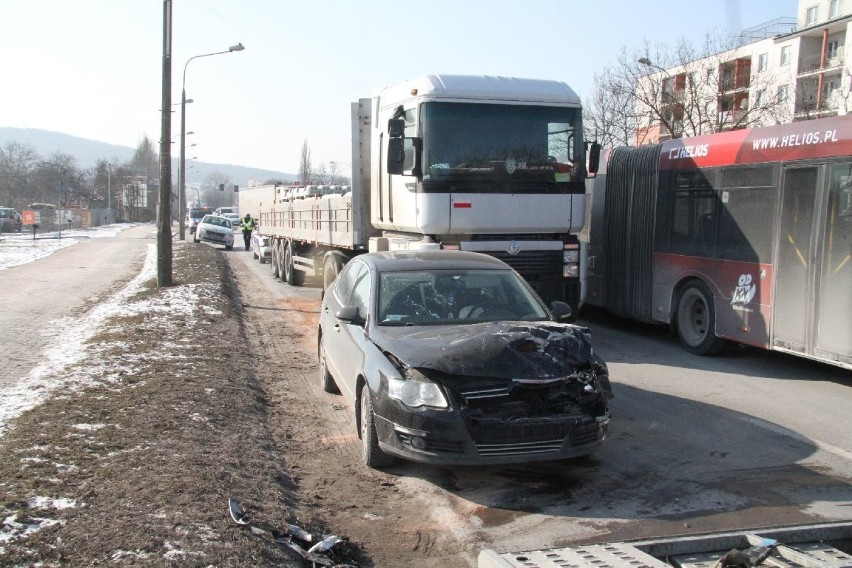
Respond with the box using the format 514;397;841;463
308;535;343;554
228;498;249;525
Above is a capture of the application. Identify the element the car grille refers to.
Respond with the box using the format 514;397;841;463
476;438;565;457
447;375;603;457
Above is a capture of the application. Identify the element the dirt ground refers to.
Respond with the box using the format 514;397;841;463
0;241;470;567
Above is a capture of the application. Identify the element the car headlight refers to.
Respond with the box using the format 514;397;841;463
387;368;448;409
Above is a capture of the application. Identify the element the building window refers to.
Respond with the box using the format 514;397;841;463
780;45;792;66
823;79;839;99
777;84;790;102
755;89;766;106
806;5;819;25
829;0;840;18
757;52;769;72
827;39;840;60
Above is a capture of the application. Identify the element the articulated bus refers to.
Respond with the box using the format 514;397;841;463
583;115;852;369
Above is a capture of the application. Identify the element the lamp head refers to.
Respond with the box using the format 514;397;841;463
638;57;652;66
229;43;245;52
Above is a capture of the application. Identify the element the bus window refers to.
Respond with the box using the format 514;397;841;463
668;168;717;257
717;165;777;262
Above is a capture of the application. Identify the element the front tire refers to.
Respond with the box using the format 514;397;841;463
359;383;394;469
676;281;726;355
318;335;338;393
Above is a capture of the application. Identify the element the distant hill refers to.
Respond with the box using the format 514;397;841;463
0;127;295;186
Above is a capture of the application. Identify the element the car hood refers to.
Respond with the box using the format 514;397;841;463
202;225;232;235
371;321;601;381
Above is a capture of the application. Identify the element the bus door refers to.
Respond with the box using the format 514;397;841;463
814;161;852;365
773;165;821;354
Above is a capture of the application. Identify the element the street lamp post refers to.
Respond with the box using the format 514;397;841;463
179;42;245;240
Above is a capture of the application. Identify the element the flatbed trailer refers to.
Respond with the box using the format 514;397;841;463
479;522;852;567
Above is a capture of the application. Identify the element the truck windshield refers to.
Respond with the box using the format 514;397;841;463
420;102;583;193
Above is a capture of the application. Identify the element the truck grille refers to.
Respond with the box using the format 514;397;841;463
483;250;562;277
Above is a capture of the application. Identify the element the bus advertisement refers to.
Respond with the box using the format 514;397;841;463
583;115;852;370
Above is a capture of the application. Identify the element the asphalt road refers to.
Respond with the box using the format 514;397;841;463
228;245;852;556
0;224;155;390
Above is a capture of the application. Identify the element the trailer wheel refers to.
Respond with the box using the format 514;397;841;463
284;243;304;286
323;255;344;292
271;243;281;278
675;281;726;355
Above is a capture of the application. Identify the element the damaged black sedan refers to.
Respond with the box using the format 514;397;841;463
317;250;612;469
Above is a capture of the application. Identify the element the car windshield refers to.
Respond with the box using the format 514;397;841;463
377;269;549;325
202;215;231;228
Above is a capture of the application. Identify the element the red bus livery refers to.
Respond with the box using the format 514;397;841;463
584;115;852;370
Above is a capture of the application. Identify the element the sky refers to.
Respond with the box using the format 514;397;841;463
1;0;799;176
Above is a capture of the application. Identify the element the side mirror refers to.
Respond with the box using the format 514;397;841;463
388;118;405;138
387;137;404;175
549;301;573;321
587;142;601;174
335;305;363;324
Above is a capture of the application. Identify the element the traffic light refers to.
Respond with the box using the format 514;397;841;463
233;185;239;192
219;183;225;192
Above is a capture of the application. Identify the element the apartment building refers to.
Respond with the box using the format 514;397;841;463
636;0;852;144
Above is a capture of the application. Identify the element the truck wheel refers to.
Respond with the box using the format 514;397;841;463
360;383;394;468
318;334;338;393
676;281;726;355
272;242;282;279
284;244;304;286
323;255;343;292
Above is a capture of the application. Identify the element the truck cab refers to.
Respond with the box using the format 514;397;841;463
365;74;593;310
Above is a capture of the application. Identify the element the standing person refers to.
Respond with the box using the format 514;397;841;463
240;213;255;251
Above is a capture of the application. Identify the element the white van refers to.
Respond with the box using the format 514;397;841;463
213;207;238;216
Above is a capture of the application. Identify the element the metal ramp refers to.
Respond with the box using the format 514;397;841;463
478;522;852;568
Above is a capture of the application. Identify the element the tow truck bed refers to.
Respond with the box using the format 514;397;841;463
479;522;852;568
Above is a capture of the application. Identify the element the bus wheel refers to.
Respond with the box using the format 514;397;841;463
676;281;726;355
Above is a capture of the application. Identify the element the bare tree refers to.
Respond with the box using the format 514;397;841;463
298;139;312;185
0;141;39;208
201;171;235;209
586;33;792;146
130;135;159;179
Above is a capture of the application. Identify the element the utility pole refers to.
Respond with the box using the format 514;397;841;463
157;0;173;287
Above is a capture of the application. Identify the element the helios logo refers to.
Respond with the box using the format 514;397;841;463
731;273;756;306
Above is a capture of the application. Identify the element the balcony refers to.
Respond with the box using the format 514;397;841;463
718;110;747;127
794;94;842;118
798;46;845;75
661;89;685;105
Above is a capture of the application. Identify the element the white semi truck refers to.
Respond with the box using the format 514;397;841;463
256;74;599;313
